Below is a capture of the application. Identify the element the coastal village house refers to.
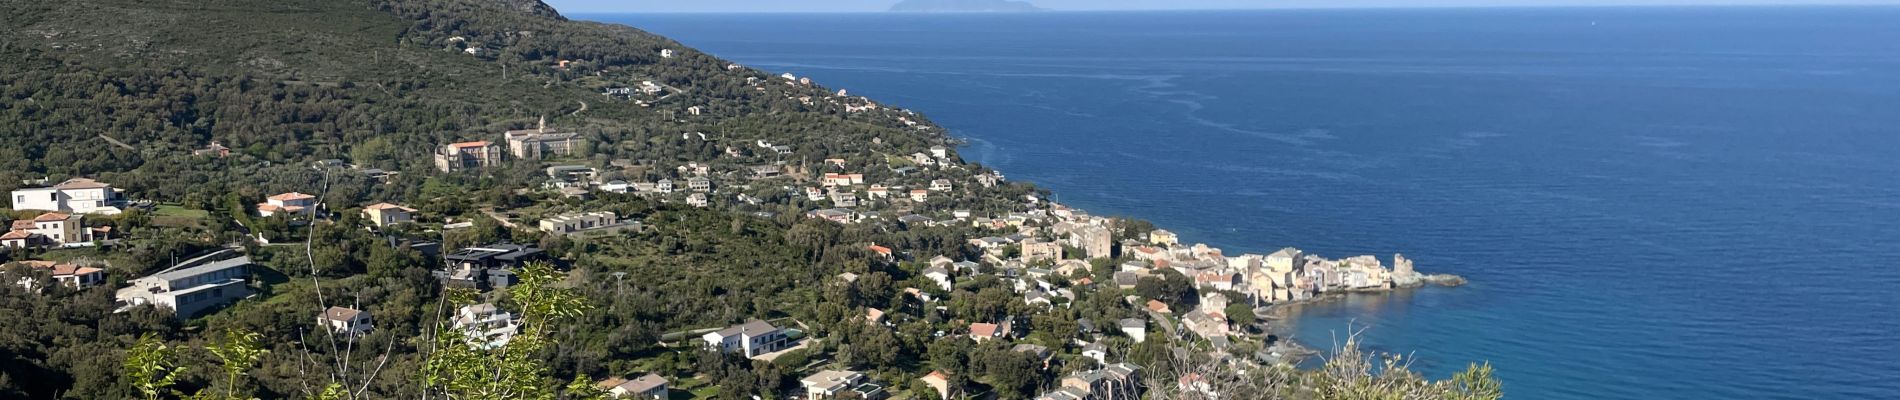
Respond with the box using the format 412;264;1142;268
8;260;106;290
434;141;506;172
919;371;953;400
318;306;374;336
1149;229;1179;247
9;178;126;215
115;251;253;320
702;319;788;358
597;374;669;399
1021;239;1064;263
4;212;107;249
361;203;416;227
258;192;317;218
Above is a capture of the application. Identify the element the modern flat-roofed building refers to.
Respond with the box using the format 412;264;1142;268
437;243;545;290
116;250;252;319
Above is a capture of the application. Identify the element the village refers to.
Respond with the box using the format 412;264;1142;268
0;57;1450;400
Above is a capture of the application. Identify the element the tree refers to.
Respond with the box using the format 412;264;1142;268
419;261;593;399
123;334;184;400
205;329;270;400
1224;303;1257;328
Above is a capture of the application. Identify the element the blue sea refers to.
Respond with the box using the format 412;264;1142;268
588;7;1900;399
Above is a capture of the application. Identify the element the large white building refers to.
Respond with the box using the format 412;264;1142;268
10;178;125;215
451;303;519;349
702;320;787;358
116;251;252;320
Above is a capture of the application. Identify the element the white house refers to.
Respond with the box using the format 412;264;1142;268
318;306;373;336
10;178;125;215
258;192;317;217
923;266;953;291
451;303;519;349
1119;318;1146;343
702;320;787;358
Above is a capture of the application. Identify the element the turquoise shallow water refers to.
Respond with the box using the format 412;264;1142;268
591;7;1900;398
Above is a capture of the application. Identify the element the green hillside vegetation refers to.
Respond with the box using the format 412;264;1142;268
0;1;1502;399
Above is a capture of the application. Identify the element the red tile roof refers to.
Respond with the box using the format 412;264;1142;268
448;141;492;149
970;323;1000;338
268;192;316;201
51;178;110;190
1146;300;1172;314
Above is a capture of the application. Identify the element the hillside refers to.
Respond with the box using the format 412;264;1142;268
0;0;951;201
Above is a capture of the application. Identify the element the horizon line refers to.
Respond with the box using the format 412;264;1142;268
561;2;1900;15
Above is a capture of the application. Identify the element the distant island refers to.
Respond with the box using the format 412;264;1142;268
890;0;1044;12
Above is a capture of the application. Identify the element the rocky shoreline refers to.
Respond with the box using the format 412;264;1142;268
1257;273;1468;365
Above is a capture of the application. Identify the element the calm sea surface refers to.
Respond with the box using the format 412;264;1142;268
588;7;1900;398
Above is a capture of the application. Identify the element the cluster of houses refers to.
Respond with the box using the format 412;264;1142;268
5;178;124;249
435;119;587;173
6;259;106;291
828;197;1423;377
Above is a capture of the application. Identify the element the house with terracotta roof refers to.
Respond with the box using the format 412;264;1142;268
318;306;373;336
1145;299;1172;314
3;212;106;249
434;140;505;172
597;373;668;399
822;173;864;187
361;203;416;227
909;189;930;202
258;192;317;218
866;244;894;260
8;260;106;290
9;178;126;215
970;319;1014;343
919;371;953;400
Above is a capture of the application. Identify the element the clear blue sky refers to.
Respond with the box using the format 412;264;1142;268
546;0;1900;13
